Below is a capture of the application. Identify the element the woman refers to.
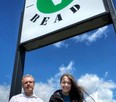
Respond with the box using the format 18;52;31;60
49;73;95;102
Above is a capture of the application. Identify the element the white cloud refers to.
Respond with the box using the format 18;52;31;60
1;61;116;102
105;71;109;77
34;83;55;102
78;74;116;102
56;61;74;76
0;85;10;102
47;61;74;89
34;62;116;102
52;26;109;48
53;41;68;48
73;26;108;45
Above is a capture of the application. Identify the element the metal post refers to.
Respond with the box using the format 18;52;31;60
107;0;116;33
9;0;26;100
9;46;26;100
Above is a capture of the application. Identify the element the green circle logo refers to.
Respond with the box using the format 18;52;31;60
36;0;73;14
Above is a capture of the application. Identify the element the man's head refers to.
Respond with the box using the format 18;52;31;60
22;74;35;96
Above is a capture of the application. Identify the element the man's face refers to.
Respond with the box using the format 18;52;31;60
22;76;35;96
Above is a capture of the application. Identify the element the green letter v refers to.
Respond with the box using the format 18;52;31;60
36;0;73;14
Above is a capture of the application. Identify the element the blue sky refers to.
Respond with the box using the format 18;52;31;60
0;0;116;102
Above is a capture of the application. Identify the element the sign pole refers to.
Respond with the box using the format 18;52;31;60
9;1;26;100
107;0;116;33
9;46;26;100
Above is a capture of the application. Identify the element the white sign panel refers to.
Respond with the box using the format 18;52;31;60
20;0;106;43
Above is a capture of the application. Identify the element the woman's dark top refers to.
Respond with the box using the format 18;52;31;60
49;90;71;102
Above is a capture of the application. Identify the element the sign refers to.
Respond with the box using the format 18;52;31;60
20;0;111;50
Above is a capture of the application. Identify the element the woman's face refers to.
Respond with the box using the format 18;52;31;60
61;76;72;95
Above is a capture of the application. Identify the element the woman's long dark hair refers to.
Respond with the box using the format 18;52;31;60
60;73;95;102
